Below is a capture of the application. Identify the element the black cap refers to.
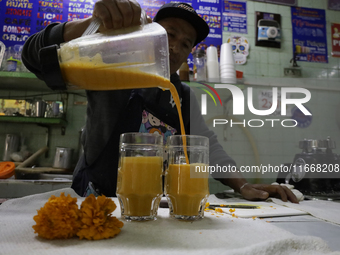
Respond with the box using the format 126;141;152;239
153;2;210;46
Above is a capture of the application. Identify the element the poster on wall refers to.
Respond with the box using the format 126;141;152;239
328;0;340;11
257;90;292;116
140;0;165;19
67;0;95;22
291;7;328;63
222;1;247;34
331;23;340;57
36;0;66;32
0;0;223;71
143;0;223;69
191;0;222;67
255;11;281;48
1;0;35;50
251;0;297;6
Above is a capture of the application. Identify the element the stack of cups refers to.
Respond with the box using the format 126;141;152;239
206;46;220;80
220;43;236;84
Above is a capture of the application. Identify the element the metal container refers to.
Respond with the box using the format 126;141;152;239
34;100;47;117
53;147;74;169
2;134;20;161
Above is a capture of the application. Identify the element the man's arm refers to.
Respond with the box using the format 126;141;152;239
22;0;144;78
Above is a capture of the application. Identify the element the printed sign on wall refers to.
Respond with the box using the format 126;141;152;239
258;89;292;116
331;23;340;57
67;0;95;22
191;0;222;68
251;0;297;6
222;1;247;34
0;0;223;71
291;7;328;63
328;0;340;10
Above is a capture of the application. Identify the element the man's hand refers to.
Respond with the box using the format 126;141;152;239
63;0;150;43
93;0;143;31
240;183;299;203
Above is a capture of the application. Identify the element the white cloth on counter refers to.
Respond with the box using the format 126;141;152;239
269;182;340;225
0;188;338;255
271;182;305;201
270;198;340;226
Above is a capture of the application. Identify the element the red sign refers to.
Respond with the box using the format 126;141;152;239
332;23;340;57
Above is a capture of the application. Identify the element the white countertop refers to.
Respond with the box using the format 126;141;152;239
1;188;339;255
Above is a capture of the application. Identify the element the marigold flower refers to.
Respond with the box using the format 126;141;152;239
215;208;223;213
77;194;124;240
32;192;82;239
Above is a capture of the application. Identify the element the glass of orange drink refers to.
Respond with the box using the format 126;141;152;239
116;132;163;221
165;135;209;220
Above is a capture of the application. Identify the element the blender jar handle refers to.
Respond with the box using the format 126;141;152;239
39;45;67;91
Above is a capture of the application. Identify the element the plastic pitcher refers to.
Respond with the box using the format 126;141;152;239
39;23;170;91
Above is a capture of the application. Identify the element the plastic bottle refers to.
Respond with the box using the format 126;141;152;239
179;61;189;81
193;48;206;81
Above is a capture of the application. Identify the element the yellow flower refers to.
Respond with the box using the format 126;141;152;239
215;208;223;213
77;194;124;240
32;192;82;239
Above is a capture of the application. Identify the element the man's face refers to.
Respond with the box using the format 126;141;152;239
156;17;197;75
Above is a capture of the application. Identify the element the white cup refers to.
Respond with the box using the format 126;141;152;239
220;69;236;75
206;46;218;62
220;43;235;65
221;75;236;80
220;63;235;69
220;67;235;73
207;61;220;79
220;76;237;84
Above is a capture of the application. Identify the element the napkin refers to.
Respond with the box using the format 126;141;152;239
0;188;338;255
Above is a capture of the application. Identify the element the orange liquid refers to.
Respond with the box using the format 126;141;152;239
116;156;163;216
165;164;209;216
59;54;186;136
60;59;171;91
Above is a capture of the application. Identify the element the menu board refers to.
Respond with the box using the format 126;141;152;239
67;0;95;21
222;0;247;34
1;0;35;48
291;7;328;63
0;0;97;51
194;0;222;49
0;0;222;69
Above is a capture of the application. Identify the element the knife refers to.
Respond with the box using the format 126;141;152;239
208;204;259;209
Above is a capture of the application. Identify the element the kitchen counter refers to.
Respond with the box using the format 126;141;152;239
0;188;339;254
0;179;72;199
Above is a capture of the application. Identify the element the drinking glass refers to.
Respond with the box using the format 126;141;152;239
116;132;163;221
165;135;209;220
